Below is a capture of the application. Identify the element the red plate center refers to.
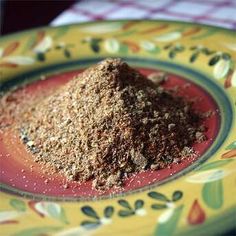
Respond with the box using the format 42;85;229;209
0;68;219;199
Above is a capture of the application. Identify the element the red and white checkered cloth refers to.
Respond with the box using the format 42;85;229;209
51;0;236;29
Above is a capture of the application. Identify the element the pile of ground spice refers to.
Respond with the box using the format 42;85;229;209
2;58;207;190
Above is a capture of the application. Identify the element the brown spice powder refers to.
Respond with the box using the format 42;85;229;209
1;59;206;190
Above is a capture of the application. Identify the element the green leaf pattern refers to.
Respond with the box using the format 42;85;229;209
10;199;26;212
80;205;114;230
197;159;233;171
34;202;68;224
172;191;183;202
202;176;224;209
81;206;100;220
154;205;184;236
118;199;146;217
187;169;227;183
104;206;114;218
226;141;236;150
148;191;170;202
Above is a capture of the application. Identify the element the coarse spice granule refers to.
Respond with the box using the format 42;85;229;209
0;58;207;190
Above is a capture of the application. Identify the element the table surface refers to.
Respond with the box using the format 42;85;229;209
52;0;236;29
1;0;236;36
0;0;75;35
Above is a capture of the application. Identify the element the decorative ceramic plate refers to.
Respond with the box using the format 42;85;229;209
0;20;236;236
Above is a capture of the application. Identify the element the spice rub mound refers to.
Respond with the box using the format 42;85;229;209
19;58;206;190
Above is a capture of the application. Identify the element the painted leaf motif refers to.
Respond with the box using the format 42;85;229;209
80;22;123;33
155;205;184;236
191;28;217;40
2;41;19;57
122;21;139;30
81;220;101;229
90;41;100;53
186;169;227;183
114;29;137;38
64;49;71;58
4;56;35;65
222;52;231;60
189;52;200;63
140;40;159;53
120;40;140;53
118;199;132;209
208;55;220;66
36;52;45;61
222;150;236;159
201;48;215;55
0;211;23;223
190;46;197;50
13;226;62;236
225;141;236;150
28;200;45;217
154;32;182;42
224;69;234;88
104;38;121;53
0;62;18;68
81;206;99;220
135;200;144;210
34;202;67;223
49;205;64;220
213;59;230;79
119;43;130;53
23;31;45;52
140;24;169;34
10;199;26;212
231;70;236;87
0;220;18;224
174;45;185;52
118;210;134;217
140;40;155;50
33;36;53;53
47;205;68;224
35;31;46;47
151;204;167;210
28;201;43;217
197;159;233;171
163;44;172;50
182;27;201;37
202;178;223;209
53;26;69;39
104;206;114;218
169;50;176;59
23;34;37;52
34;202;54;216
188;199;206;225
172;191;183;202
148;191;169;202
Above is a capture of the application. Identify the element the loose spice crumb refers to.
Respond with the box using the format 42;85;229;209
63;183;69;189
0;58;208;191
147;72;168;85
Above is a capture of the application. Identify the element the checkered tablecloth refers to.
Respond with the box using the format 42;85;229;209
51;0;236;29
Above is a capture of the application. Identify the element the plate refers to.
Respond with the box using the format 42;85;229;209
0;20;235;236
